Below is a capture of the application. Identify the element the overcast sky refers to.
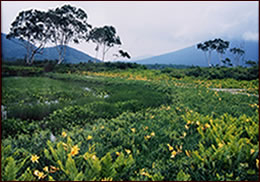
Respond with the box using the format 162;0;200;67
1;1;259;61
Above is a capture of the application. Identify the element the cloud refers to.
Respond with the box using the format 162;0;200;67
1;1;258;60
243;32;259;41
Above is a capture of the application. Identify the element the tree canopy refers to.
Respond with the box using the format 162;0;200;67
88;25;121;61
46;4;92;64
7;9;50;64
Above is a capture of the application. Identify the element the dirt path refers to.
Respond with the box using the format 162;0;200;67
209;88;259;97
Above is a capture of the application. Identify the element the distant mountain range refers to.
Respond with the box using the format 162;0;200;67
2;33;258;66
134;39;259;66
1;33;100;63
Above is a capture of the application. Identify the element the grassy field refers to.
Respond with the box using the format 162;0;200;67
1;63;259;181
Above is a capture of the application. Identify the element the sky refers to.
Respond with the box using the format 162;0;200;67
1;1;259;61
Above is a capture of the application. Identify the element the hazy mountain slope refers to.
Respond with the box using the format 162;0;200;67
136;40;258;66
1;33;100;63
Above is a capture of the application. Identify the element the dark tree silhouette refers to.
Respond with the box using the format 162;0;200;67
230;47;245;66
197;40;216;66
7;9;50;64
88;25;121;61
46;5;91;64
214;38;229;65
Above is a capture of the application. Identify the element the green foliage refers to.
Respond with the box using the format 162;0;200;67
1;63;259;181
2;65;43;76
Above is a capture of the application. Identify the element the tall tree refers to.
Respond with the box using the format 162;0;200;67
230;47;245;66
214;38;229;65
88;25;121;61
197;40;216;66
7;9;49;64
46;5;91;64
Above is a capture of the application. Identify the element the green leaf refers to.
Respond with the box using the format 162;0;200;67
101;153;116;178
18;167;35;181
4;157;18;181
65;155;78;180
176;169;191;181
74;172;84;181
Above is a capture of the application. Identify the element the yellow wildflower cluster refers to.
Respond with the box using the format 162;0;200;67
167;144;182;158
144;132;155;140
139;168;152;178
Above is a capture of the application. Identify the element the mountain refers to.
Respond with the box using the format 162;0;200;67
34;46;100;63
136;40;259;66
1;33;100;63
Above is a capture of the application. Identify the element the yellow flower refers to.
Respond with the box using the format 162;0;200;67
218;143;224;148
256;159;259;169
31;155;40;163
167;144;174;151
92;155;97;160
144;126;149;131
171;150;177;158
246;119;250;122
116;152;120;156
43;166;49;172
150;132;155;137
125;149;131;154
101;177;113;181
205;123;211;128
183;132;187;137
196;121;200;126
33;170;40;176
131;128;136;133
185;125;189;130
218;97;222;101
100;125;104;129
150;115;155;119
250;149;255;154
62;131;67;138
70;145;80;156
187;120;191;125
33;170;46;179
144;135;151;140
87;135;93;140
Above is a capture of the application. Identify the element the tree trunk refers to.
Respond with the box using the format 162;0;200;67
102;44;106;62
57;46;66;64
208;51;212;67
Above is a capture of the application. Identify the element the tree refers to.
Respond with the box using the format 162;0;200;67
214;38;229;65
88;25;121;61
230;47;245;66
197;40;216;66
46;5;91;64
221;58;232;67
245;60;257;67
7;9;50;65
113;49;131;61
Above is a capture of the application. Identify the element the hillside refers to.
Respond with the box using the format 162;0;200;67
136;40;259;66
1;33;100;63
